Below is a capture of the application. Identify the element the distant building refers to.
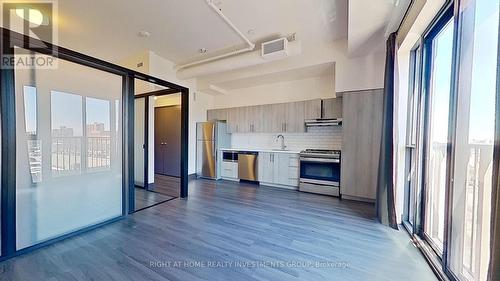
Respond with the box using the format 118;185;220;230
87;122;109;137
52;126;74;137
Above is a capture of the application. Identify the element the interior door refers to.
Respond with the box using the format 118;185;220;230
134;97;146;186
154;105;181;177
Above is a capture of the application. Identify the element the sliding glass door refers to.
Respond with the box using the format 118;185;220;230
403;1;499;280
14;48;123;249
448;0;499;280
423;17;455;255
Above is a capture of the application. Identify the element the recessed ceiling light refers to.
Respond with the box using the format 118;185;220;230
199;48;208;54
16;8;45;26
138;31;150;38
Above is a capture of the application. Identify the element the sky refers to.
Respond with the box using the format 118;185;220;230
430;0;498;145
23;90;112;136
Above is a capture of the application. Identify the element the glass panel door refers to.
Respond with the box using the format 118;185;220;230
423;18;455;254
14;49;123;249
404;46;422;230
449;0;499;280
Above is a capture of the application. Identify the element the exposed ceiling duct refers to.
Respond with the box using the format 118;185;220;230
175;0;256;70
176;39;302;79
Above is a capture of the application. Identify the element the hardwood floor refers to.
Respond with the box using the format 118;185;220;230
135;188;175;211
0;179;437;281
153;174;180;197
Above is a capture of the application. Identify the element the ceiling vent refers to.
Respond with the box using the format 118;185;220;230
261;38;289;60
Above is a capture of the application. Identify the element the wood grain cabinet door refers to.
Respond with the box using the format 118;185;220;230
322;98;343;119
207;109;227;121
247;105;264;133
226;107;240;133
285;101;305;133
304;99;322;119
340;90;383;200
262;103;287;133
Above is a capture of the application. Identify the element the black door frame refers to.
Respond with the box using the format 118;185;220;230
134;90;183;191
0;27;189;260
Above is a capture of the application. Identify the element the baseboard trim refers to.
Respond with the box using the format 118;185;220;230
341;194;376;204
221;177;239;182
259;182;298;190
188;173;197;180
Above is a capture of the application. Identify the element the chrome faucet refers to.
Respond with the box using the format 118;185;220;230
276;134;287;150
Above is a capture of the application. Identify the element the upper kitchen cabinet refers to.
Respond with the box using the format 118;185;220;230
226;107;242;133
246;105;264;133
207;108;227;121
304;99;322;119
263;103;287;133
322;98;343;119
227;105;264;133
285;101;306;132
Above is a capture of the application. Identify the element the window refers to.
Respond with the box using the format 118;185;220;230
403;1;499;280
423;18;455;254
449;0;499;280
403;46;422;230
86;97;112;170
23;86;42;183
51;91;83;176
14;49;123;250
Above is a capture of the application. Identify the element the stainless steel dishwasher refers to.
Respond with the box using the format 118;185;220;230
238;152;258;181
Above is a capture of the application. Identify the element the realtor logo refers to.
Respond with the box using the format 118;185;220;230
1;0;58;69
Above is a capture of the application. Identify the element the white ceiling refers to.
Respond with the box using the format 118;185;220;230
52;0;347;64
347;0;408;57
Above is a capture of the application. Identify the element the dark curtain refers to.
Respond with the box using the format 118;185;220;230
376;32;398;229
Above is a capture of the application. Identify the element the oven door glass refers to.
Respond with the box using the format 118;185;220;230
300;160;340;182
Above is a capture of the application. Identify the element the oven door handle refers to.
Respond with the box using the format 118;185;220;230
300;157;340;163
300;178;340;187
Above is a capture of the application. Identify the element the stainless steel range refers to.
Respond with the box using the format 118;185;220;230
299;149;341;197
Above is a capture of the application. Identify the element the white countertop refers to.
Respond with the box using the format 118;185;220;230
220;148;301;154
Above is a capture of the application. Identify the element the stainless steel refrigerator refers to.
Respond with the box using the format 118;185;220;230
196;121;230;179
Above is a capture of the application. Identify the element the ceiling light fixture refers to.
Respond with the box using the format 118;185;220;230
15;8;45;26
138;31;151;38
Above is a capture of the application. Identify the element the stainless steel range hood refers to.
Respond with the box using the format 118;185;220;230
305;118;342;127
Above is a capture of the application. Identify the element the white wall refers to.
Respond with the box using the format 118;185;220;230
335;50;386;92
212;76;335;109
196;39;385;95
119;50;214;176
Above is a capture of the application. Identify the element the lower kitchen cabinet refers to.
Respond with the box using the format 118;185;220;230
258;152;299;188
258;152;275;183
221;161;238;180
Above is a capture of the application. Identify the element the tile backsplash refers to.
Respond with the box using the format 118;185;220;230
230;126;342;151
